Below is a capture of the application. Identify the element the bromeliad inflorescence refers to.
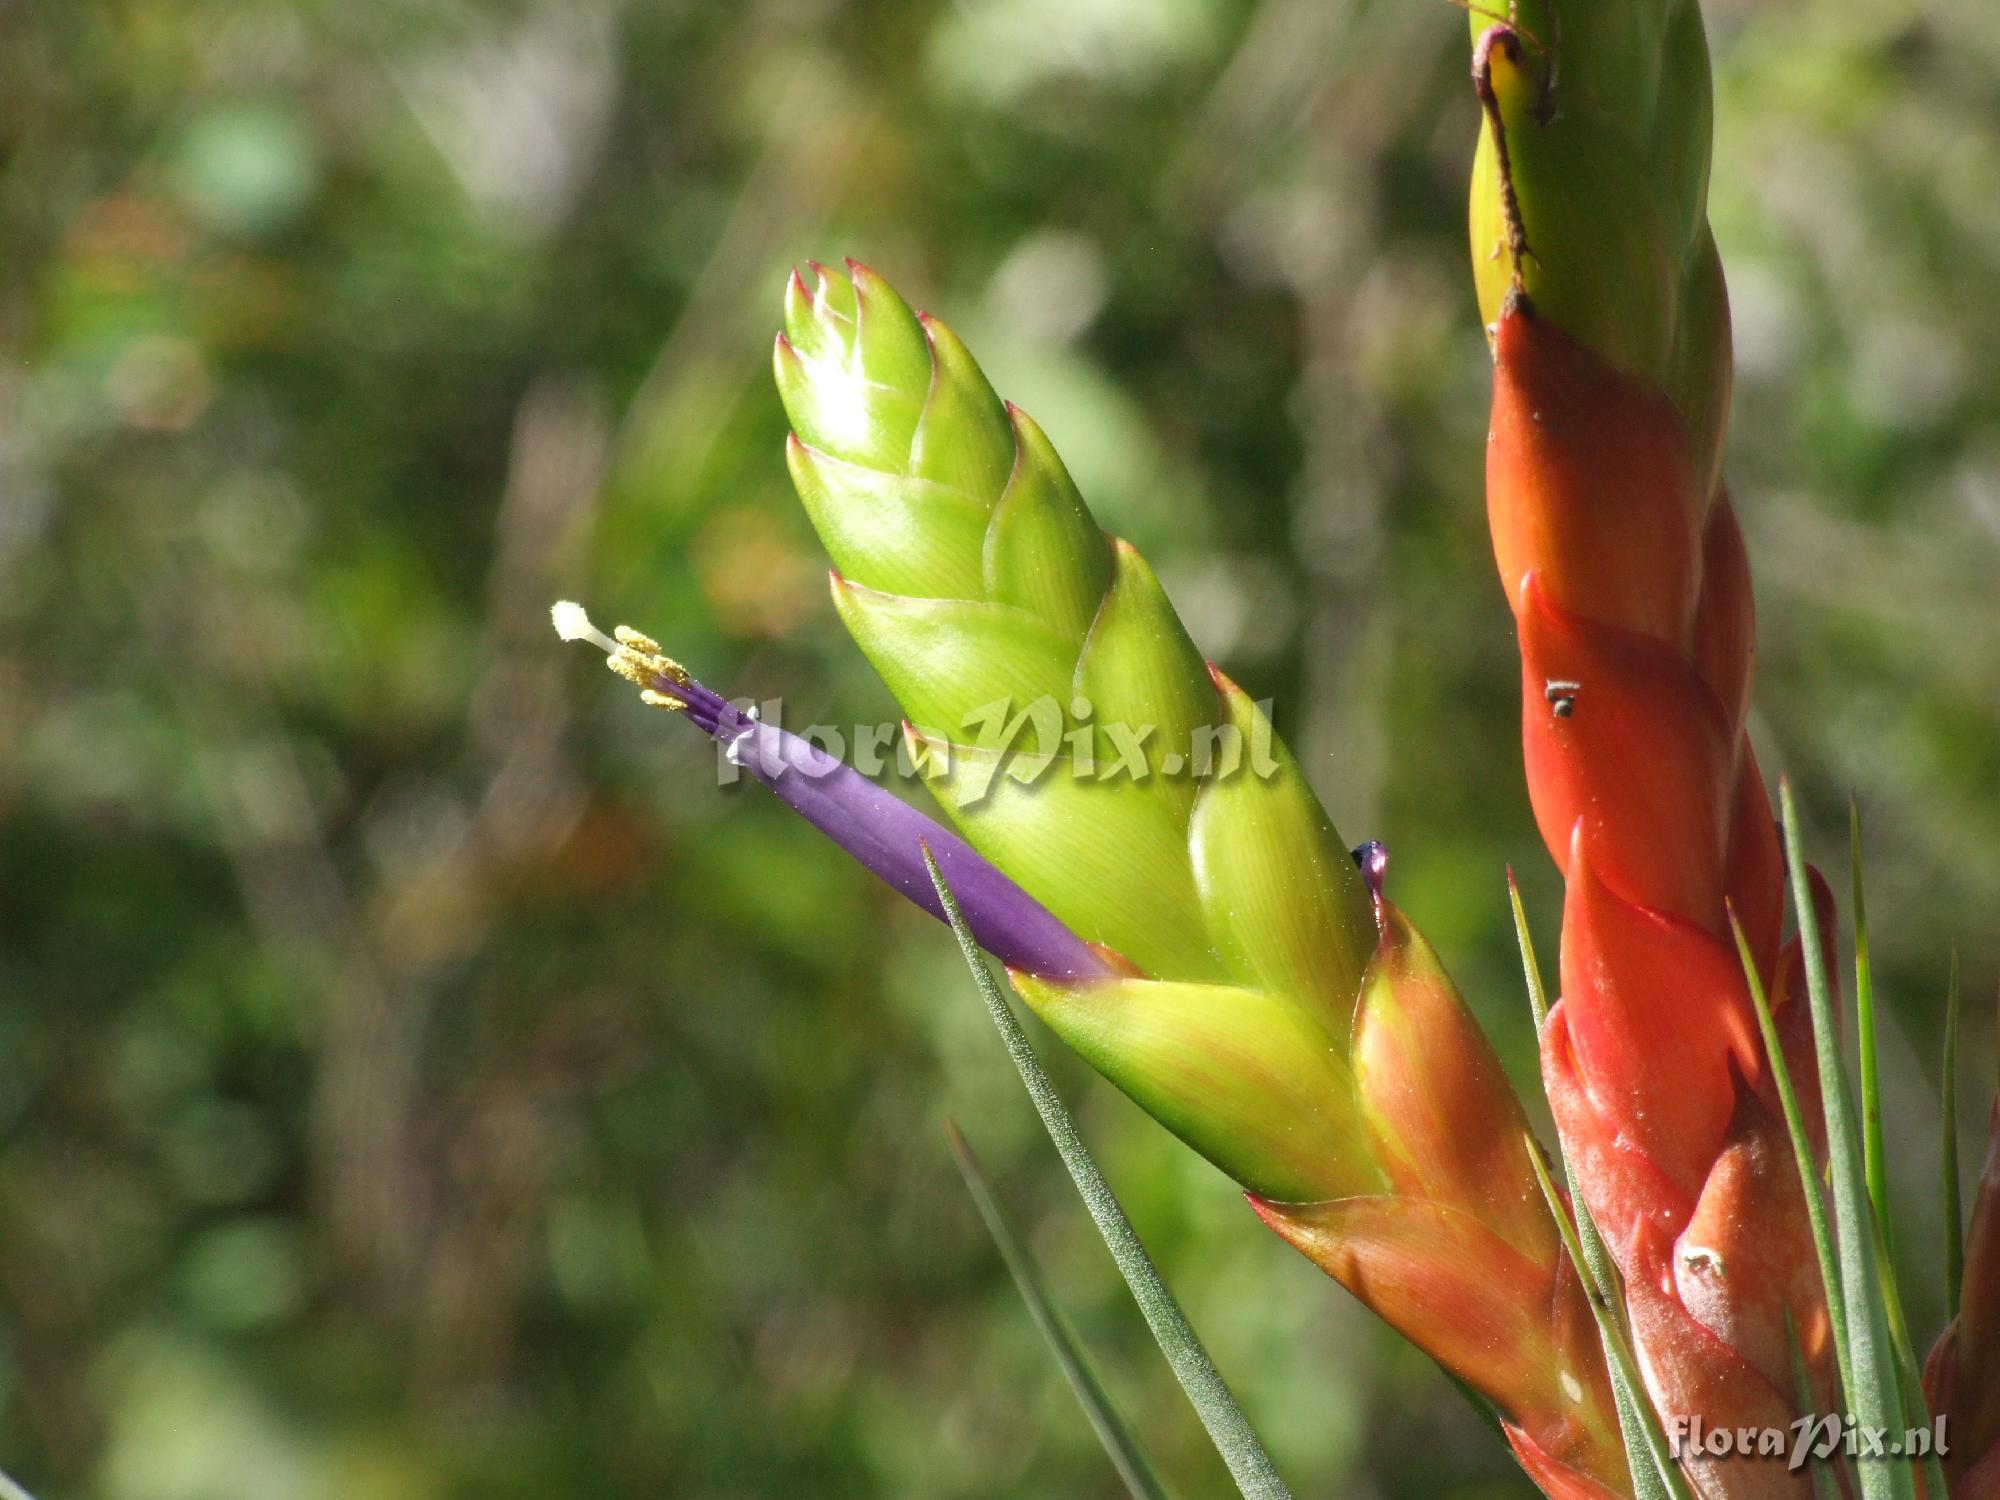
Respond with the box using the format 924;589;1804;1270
557;0;1993;1493
558;244;1635;1490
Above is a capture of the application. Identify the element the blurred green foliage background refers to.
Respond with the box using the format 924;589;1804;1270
2;0;1995;1495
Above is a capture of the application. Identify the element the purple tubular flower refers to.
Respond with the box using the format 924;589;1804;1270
552;602;1112;983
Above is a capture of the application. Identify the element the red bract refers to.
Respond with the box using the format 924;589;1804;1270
1253;895;1628;1494
1488;298;1837;1457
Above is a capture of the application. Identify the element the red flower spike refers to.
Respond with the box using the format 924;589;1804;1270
1488;304;1704;645
1519;578;1735;930
1476;27;1847;1497
1541;999;1696;1265
1557;827;1762;1200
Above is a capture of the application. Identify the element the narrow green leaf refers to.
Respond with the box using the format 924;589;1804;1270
1785;1312;1841;1500
945;1122;1175;1500
1507;870;1551;1031
1868;1209;1951;1500
1945;946;1964;1322
1576;1264;1667;1500
1779;780;1916;1500
1742;860;1945;1500
1851;799;1891;1268
924;846;1295;1500
1728;905;1854;1402
1508;873;1668;1500
1523;1138;1695;1500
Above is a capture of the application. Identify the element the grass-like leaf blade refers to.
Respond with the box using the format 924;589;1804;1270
1745;893;1949;1500
1728;906;1854;1401
1851;800;1891;1268
1507;870;1552;1032
1849;812;1933;1497
945;1121;1175;1500
1868;1207;1951;1500
1786;1312;1842;1500
924;846;1294;1500
1779;780;1916;1500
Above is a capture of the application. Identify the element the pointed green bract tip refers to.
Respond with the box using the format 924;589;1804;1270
911;313;1014;501
784;269;841;363
847;261;933;396
776;263;926;473
808;260;856;319
1072;540;1220;790
1187;672;1373;1023
984;404;1109;643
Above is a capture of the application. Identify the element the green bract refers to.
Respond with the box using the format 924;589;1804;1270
1468;0;1729;494
774;261;1380;1196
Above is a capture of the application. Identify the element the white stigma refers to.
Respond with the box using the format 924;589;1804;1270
551;600;619;655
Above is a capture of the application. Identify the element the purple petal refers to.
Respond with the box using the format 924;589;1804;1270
660;673;1112;982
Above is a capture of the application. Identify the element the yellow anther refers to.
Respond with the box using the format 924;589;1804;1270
637;649;688;686
639;689;687;712
555;600;690;699
604;642;691;690
615;624;663;655
605;652;655;689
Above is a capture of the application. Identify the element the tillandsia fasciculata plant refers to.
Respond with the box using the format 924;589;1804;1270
552;0;1999;1495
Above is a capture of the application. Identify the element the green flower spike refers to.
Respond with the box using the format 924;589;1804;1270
774;259;1382;1198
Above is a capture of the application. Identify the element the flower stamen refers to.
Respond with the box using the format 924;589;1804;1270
552;601;692;711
